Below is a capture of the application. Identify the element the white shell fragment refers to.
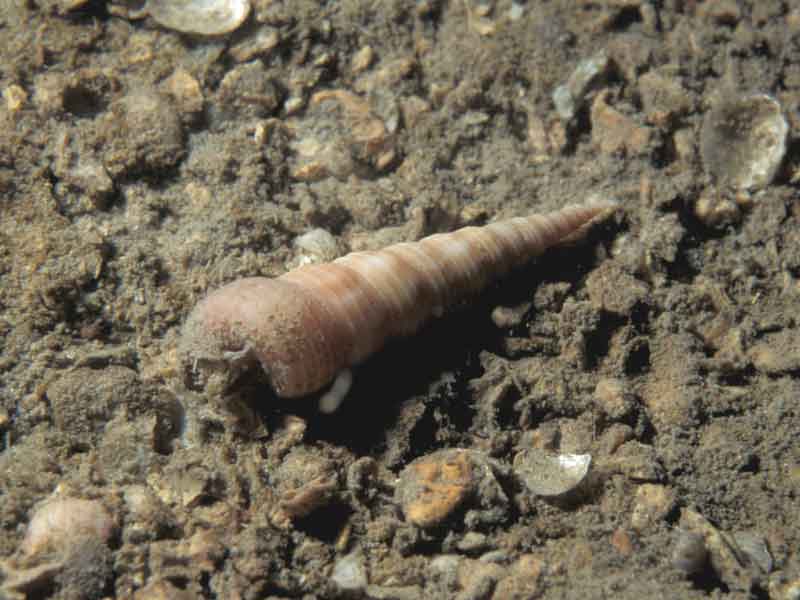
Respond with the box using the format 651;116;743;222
513;448;592;497
290;228;342;268
552;51;611;122
700;93;788;191
146;0;251;35
330;553;368;592
22;497;115;557
732;531;773;575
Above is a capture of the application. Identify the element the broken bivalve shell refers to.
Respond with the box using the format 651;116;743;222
732;531;773;575
146;0;251;35
513;448;591;497
22;497;115;557
552;51;612;122
701;93;788;191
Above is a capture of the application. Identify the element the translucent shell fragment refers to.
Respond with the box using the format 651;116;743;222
513;448;592;497
146;0;250;35
701;93;788;191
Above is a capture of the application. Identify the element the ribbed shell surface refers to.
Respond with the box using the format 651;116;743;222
181;203;613;398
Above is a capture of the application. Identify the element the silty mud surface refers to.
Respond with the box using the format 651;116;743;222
0;1;799;598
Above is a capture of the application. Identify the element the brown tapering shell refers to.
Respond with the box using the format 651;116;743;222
180;202;615;398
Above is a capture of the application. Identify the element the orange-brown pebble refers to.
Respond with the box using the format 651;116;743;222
396;449;475;528
591;90;653;157
630;484;676;531
492;553;545;599
610;528;635;556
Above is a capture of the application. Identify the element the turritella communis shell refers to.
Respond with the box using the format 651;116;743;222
180;201;617;401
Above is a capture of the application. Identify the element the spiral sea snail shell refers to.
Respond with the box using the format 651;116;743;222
180;201;617;412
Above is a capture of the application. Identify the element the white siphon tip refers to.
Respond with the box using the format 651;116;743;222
318;369;354;414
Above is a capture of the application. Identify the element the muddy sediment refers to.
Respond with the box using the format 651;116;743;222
1;1;799;598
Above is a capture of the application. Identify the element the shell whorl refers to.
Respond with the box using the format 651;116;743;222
180;202;614;398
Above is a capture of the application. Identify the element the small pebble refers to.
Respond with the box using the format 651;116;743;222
610;528;635;556
672;530;708;576
47;366;141;443
591;90;653;157
694;191;742;228
586;262;649;317
133;580;197;600
697;0;741;24
679;508;760;591
607;441;665;482
3;84;27;112
33;72;69;115
455;532;490;554
493;554;544;598
479;549;511;564
350;46;375;74
732;531;773;574
456;559;506;599
596;423;634;456
749;330;800;374
215;62;281;120
331;553;368;592
103;88;185;177
365;584;423;600
491;303;531;329
395;449;475;528
638;70;693;127
769;578;800;600
630;483;676;531
228;27;280;63
396;449;509;530
271;449;338;524
162;69;204;118
593;377;636;421
291;228;342;267
430;554;462;574
122;485;175;544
